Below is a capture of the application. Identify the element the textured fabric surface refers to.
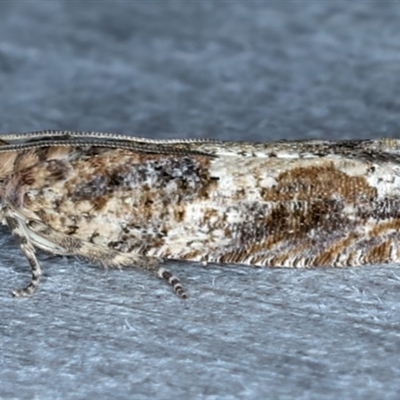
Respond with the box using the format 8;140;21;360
1;2;400;399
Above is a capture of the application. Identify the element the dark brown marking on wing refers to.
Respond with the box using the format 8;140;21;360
313;232;361;266
365;240;392;265
261;163;377;202
71;153;214;201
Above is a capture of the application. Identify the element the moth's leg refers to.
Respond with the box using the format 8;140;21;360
139;262;188;299
158;267;188;299
6;216;42;297
26;219;188;299
93;250;188;299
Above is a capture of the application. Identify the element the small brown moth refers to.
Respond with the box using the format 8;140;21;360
1;131;400;299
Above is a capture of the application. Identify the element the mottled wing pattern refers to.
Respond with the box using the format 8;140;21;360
2;132;400;297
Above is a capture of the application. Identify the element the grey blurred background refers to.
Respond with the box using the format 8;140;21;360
1;1;400;399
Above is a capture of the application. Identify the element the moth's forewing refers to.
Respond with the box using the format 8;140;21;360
1;133;399;269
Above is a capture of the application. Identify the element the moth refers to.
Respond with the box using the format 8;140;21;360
1;131;400;299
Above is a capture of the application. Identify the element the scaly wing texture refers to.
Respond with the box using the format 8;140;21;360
3;134;400;269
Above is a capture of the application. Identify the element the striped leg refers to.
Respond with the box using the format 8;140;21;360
6;216;42;297
18;217;188;299
157;267;188;299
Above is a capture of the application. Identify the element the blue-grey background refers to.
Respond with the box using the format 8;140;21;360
1;1;400;399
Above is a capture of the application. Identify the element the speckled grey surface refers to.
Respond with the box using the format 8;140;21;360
1;2;400;399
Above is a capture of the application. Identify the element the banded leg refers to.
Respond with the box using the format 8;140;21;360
157;267;188;299
6;216;42;297
25;218;188;299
